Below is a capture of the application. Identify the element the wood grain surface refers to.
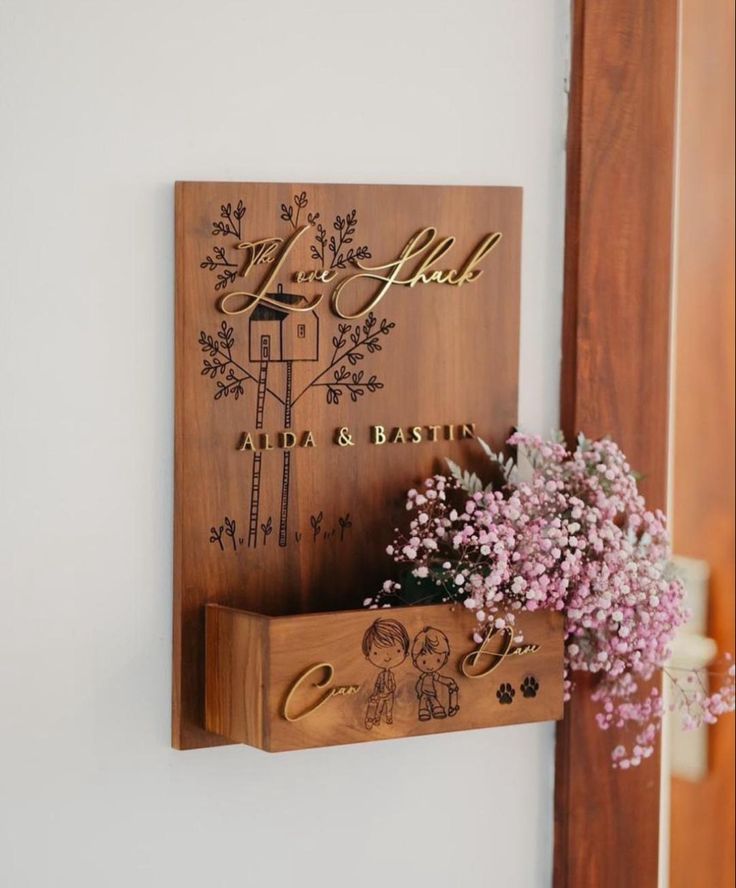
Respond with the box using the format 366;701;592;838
206;603;563;752
555;2;678;886
174;182;522;749
669;1;735;885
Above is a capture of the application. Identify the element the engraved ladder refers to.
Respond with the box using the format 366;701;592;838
247;357;269;548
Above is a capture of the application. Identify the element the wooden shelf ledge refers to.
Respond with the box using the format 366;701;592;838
205;602;564;752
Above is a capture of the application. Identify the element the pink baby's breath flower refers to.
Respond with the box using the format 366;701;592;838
371;432;735;767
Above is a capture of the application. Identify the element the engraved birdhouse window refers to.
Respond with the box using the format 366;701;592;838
297;324;306;339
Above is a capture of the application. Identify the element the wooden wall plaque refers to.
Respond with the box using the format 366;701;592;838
174;181;525;749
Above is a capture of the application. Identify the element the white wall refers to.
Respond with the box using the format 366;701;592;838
0;2;569;886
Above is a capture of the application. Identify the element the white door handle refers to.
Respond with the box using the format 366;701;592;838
667;556;714;782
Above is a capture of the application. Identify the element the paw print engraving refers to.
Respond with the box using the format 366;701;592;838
521;676;539;698
496;682;515;705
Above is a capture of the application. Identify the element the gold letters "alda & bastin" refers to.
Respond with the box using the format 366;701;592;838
237;423;475;452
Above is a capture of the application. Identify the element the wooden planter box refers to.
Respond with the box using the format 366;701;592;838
205;602;564;752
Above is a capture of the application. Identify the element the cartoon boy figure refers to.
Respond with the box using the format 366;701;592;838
362;618;410;729
412;626;459;721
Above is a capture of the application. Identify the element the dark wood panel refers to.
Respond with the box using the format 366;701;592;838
174;182;522;748
670;1;735;885
555;2;678;886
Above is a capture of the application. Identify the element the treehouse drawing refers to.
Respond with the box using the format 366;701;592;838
248;287;319;364
247;284;320;549
199;193;394;553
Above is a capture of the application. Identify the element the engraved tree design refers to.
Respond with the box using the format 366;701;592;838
198;193;395;549
310;208;371;270
292;314;393;407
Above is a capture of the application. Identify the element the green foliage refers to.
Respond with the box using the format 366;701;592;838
445;458;484;493
445;436;518;493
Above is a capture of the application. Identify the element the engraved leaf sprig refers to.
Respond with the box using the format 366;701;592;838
209;524;225;550
331;322;351;359
294;311;395;407
310;512;323;542
328;208;371;269
212;201;245;238
324;369;384;405
338;513;352;542
214;269;237;291
281;191;319;230
260;516;273;547
198;321;284;405
200;244;239;290
217;322;235;351
224;516;239;551
218;369;245;400
311;223;328;266
200;245;235;269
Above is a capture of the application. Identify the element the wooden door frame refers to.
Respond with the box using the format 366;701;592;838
554;2;679;885
669;2;735;884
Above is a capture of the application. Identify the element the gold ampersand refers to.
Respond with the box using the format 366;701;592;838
336;427;354;446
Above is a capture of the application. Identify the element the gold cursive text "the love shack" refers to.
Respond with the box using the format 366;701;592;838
217;225;502;321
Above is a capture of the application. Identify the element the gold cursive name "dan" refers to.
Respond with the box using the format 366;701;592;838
461;627;540;679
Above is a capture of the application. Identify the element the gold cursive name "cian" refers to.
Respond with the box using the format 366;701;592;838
217;225;501;320
283;663;361;722
461;627;540;679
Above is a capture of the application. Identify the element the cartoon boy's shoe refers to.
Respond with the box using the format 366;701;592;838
431;703;447;719
418;706;431;721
